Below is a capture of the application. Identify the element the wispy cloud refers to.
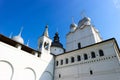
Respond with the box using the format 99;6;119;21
113;0;120;8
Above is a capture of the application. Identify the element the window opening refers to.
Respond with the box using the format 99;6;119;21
91;52;96;58
84;54;88;60
71;57;75;63
99;50;104;56
78;43;81;49
77;55;81;61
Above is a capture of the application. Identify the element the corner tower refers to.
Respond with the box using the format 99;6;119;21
66;17;102;52
51;32;64;55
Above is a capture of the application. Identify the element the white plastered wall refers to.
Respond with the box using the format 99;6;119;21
0;41;54;80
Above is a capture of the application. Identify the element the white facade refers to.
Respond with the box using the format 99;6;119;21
66;17;102;52
54;39;120;80
0;17;120;80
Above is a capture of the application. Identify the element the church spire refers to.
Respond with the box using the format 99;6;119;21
43;25;49;37
53;32;59;43
18;27;23;37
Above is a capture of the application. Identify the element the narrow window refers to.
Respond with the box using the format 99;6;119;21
56;61;59;66
99;50;104;56
91;52;96;58
90;70;93;75
78;43;81;49
84;54;88;60
71;57;75;63
59;74;61;78
65;58;68;64
61;60;63;65
77;55;81;61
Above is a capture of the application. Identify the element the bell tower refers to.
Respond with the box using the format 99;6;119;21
38;25;52;54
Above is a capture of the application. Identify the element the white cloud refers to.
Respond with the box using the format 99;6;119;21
113;0;120;8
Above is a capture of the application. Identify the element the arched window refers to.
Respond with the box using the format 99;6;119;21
84;54;88;60
71;57;75;63
91;52;96;58
77;55;81;61
61;60;63;65
99;50;104;56
56;61;59;66
65;58;68;64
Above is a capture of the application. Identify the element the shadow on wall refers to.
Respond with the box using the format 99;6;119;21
18;67;36;80
39;57;54;80
0;60;14;80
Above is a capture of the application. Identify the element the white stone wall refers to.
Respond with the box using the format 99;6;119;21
0;41;54;80
54;39;120;80
66;25;102;52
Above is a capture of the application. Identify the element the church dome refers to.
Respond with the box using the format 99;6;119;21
78;17;91;27
12;35;24;44
70;23;77;29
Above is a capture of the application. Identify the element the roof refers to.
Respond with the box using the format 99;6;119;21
51;42;63;48
0;34;41;55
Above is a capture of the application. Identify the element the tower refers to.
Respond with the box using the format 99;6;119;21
51;32;64;55
66;17;102;52
38;25;52;54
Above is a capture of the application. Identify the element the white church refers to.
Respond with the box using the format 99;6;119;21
0;16;120;80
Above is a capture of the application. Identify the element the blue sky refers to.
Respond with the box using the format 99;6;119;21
0;0;120;49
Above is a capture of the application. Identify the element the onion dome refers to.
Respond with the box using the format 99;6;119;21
70;23;77;32
70;23;77;29
51;32;63;48
12;28;24;44
78;17;91;27
70;17;77;32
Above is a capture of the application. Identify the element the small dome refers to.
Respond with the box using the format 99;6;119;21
12;27;24;44
78;17;91;27
12;35;24;44
70;23;77;32
70;23;77;29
